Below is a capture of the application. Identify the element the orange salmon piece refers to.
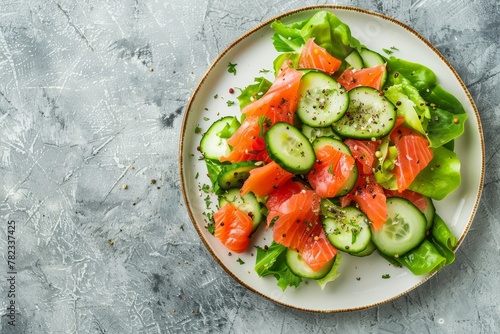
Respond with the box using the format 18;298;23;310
213;202;253;253
344;138;381;175
340;174;387;231
337;63;387;91
307;145;355;198
242;65;302;125
390;125;434;192
300;228;338;272
298;38;342;75
240;161;294;198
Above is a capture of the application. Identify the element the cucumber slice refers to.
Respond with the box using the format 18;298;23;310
297;71;349;127
371;197;427;257
345;49;363;70
218;188;263;232
285;248;334;279
421;196;436;230
217;161;258;190
333;86;396;140
322;206;371;254
351;240;377;257
359;48;385;67
199;116;240;160
265;122;316;174
301;124;341;143
312;137;358;197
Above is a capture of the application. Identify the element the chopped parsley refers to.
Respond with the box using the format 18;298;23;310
227;62;237;75
226;100;235;106
213;94;219;99
203;194;212;208
194;125;202;134
383;46;400;55
205;219;215;235
259;68;270;74
203;210;215;234
382;274;391;279
201;184;211;193
237;258;245;265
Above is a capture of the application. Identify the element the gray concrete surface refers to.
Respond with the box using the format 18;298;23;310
0;0;498;333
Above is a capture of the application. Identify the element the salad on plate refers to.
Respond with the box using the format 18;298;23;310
196;10;466;291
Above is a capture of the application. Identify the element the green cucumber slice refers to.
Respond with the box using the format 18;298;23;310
285;248;334;279
265;122;315;174
371;197;427;257
322;206;371;254
345;49;363;70
199;116;240;160
297;71;349;127
333;86;396;140
217;161;258;190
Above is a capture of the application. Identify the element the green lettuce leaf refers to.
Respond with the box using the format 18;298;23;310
298;11;363;60
386;57;437;92
395;239;447;275
384;76;430;135
373;138;398;190
204;159;225;195
237;77;272;110
316;253;342;290
421;84;466;115
428;214;457;265
217;117;240;139
270;19;308;52
408;146;461;200
386;57;466;116
254;242;302;290
272;52;300;76
426;108;467;148
270;11;363;67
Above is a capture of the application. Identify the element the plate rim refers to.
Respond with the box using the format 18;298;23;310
178;4;485;313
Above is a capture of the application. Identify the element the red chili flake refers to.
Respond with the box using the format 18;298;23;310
229;87;234;94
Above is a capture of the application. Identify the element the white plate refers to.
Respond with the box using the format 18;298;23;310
179;5;484;312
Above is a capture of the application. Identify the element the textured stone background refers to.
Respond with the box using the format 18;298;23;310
0;0;498;333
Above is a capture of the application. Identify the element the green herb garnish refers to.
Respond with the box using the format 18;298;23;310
228;62;237;75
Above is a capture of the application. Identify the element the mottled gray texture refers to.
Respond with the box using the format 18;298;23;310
0;0;498;333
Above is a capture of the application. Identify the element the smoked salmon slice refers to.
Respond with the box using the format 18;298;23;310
337;63;387;91
298;38;342;75
240;161;294;198
307;145;356;198
213;202;253;253
265;180;306;229
272;190;321;249
220;115;270;163
344;138;381;175
340;174;387;231
300;228;338;272
270;190;336;271
242;65;302;125
390;124;434;192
